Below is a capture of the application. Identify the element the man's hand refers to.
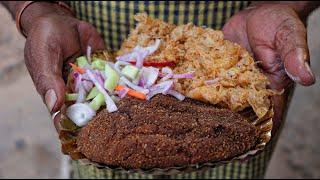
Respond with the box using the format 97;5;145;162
25;14;105;113
222;3;316;135
2;2;105;131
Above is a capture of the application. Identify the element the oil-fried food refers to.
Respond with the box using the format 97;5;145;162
77;95;258;169
117;13;276;119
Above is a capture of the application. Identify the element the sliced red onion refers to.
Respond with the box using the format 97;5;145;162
141;67;159;88
167;90;185;101
135;50;148;68
101;72;107;80
116;39;161;67
173;72;194;79
73;71;80;79
81;79;93;92
86;46;92;64
82;69;105;88
146;88;163;100
144;39;161;54
138;76;146;87
79;72;89;81
116;50;147;67
86;69;118;113
66;103;96;127
94;70;105;86
205;78;220;85
160;67;173;82
74;73;83;92
76;85;86;103
116;87;129;99
134;39;161;55
146;80;174;100
120;76;150;94
159;80;174;94
116;52;135;62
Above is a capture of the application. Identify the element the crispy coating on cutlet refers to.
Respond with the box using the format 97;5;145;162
77;95;258;169
117;13;276;119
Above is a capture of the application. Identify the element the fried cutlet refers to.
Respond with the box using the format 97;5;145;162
77;95;258;169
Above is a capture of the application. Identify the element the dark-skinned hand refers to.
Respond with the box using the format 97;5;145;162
222;4;315;135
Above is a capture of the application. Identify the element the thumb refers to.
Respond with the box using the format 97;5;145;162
24;40;66;113
275;16;315;86
42;75;66;113
29;70;66;114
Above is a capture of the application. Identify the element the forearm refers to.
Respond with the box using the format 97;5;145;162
250;1;320;21
1;1;73;36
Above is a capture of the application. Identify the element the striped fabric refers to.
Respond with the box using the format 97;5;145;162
66;1;281;179
70;140;276;179
68;1;250;52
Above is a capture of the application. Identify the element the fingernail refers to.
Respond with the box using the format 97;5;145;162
304;62;315;77
304;62;316;85
52;111;61;133
284;67;301;82
45;89;57;113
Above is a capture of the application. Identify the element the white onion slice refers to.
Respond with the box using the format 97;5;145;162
133;39;161;55
173;72;194;79
135;50;148;68
116;52;135;62
66;103;96;127
144;39;161;54
167;90;185;101
146;88;163;100
79;72;90;81
141;67;159;88
82;80;93;92
159;80;174;94
160;67;173;82
86;69;118;113
116;39;161;67
138;76;146;87
94;70;105;87
120;76;150;94
76;85;86;103
146;80;174;100
74;73;83;92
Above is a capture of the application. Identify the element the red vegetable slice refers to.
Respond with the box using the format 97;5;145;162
129;60;176;67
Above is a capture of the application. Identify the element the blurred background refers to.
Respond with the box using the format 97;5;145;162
0;4;319;179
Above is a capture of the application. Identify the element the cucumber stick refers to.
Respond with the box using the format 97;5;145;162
89;93;105;111
92;58;106;71
76;56;88;68
86;87;99;100
104;64;119;92
65;93;78;101
121;65;139;80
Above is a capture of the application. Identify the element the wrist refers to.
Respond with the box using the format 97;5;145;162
18;1;74;37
